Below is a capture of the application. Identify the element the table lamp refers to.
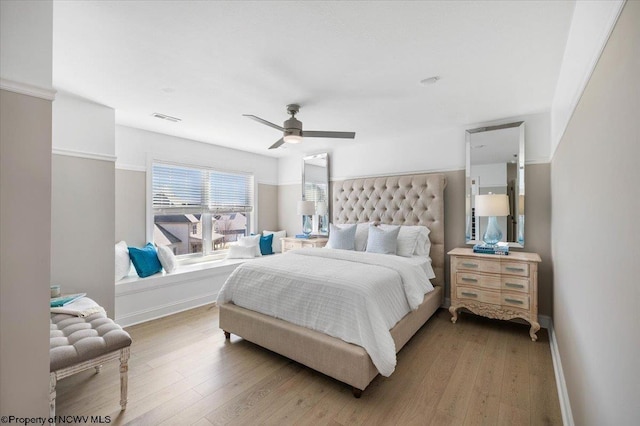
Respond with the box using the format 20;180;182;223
475;193;510;246
297;200;315;236
315;201;328;233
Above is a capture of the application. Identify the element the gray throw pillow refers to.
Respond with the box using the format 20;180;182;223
327;223;357;250
366;224;400;255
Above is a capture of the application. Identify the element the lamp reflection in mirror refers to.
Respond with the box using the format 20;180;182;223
297;200;315;236
315;201;328;234
475;193;510;246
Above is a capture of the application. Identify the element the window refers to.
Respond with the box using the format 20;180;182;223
151;162;254;258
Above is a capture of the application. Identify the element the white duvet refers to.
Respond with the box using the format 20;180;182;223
216;248;434;376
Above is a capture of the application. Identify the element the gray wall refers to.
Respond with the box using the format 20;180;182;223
115;169;279;247
278;164;552;315
115;169;146;246
51;155;116;317
550;1;639;424
0;90;52;417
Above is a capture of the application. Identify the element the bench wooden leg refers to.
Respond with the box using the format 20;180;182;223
224;330;230;339
49;372;57;418
119;347;131;410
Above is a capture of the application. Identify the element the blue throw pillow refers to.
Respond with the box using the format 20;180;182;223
259;233;274;255
128;243;163;278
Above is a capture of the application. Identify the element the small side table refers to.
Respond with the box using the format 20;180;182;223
281;237;328;253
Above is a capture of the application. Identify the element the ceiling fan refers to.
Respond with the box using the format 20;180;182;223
243;104;356;150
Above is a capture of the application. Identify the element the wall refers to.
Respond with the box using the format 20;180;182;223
277;113;553;316
0;0;53;418
51;93;116;317
550;1;639;424
550;0;625;157
115;125;279;247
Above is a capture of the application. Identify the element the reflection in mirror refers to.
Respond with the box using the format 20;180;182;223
302;153;329;236
466;122;525;247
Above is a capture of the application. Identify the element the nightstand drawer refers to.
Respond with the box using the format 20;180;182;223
501;293;530;309
501;262;530;277
501;277;530;293
456;286;501;305
456;272;501;291
453;257;500;274
282;240;298;252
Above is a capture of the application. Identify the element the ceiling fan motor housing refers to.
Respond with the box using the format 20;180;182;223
284;117;302;137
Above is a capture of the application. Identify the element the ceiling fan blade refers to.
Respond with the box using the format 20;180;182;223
268;138;285;150
243;114;284;131
303;130;356;139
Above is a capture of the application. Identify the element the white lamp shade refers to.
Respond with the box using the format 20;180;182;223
316;201;328;216
475;194;509;217
297;200;315;215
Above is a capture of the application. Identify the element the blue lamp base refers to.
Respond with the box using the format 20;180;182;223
302;215;312;236
482;216;503;247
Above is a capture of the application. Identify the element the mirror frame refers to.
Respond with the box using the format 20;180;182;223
465;121;525;248
302;153;330;236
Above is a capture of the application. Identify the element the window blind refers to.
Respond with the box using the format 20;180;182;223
152;163;254;215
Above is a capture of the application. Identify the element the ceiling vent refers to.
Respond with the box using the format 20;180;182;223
152;113;181;123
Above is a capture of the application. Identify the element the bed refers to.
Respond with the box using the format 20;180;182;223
217;173;446;397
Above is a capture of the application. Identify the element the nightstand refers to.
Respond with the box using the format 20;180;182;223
448;247;542;341
280;237;328;253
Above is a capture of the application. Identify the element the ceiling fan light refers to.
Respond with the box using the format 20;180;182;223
283;134;303;144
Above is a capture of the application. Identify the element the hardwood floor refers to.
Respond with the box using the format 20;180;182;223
55;305;562;425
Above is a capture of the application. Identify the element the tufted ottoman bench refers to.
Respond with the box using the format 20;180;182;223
49;310;132;416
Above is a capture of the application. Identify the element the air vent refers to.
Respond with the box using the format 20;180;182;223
152;113;182;123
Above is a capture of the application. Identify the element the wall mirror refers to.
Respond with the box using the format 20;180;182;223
302;153;329;235
466;121;525;247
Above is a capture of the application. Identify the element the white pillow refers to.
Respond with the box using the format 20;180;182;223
263;230;286;253
238;235;262;257
326;223;357;250
379;224;425;257
227;245;257;259
334;223;369;251
115;241;131;281
415;226;431;256
156;245;178;273
366;224;400;255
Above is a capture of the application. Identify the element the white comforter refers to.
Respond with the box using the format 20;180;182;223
216;248;434;376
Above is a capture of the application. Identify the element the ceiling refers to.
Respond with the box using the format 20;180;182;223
52;1;575;158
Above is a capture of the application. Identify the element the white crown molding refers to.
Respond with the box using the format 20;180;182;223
115;163;146;172
0;78;56;101
548;320;575;426
52;147;116;162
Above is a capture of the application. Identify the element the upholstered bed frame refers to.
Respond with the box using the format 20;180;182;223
219;173;446;397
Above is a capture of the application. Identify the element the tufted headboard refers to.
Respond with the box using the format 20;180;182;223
332;173;447;288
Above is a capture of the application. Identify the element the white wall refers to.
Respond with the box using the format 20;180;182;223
0;0;53;89
116;125;278;185
52;92;116;157
0;0;53;418
278;111;551;185
551;1;639;424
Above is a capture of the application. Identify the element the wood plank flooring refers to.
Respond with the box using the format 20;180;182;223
55;305;562;425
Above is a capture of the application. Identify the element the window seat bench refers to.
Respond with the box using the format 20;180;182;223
115;258;253;327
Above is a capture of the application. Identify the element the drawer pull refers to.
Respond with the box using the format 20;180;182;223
461;292;478;298
505;282;524;289
462;262;478;268
504;298;524;305
505;266;525;272
461;277;478;283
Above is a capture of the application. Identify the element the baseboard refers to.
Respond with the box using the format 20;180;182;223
116;292;217;328
548;319;574;426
